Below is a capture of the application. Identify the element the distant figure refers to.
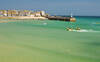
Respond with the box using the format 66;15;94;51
76;27;80;30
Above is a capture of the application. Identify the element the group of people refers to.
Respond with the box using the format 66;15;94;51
66;27;80;31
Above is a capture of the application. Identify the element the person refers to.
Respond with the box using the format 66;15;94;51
67;27;73;31
76;27;80;30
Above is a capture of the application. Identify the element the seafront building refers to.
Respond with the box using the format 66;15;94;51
0;10;49;20
0;10;47;17
0;10;7;16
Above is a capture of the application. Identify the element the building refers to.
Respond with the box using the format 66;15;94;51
0;10;47;17
0;10;7;16
7;10;18;16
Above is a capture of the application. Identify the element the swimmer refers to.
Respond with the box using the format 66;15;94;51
76;27;80;30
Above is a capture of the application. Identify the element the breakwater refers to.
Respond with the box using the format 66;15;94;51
46;16;76;22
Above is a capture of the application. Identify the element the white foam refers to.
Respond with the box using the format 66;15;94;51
43;23;47;25
73;29;99;32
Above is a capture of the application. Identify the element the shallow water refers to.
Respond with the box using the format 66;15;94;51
0;17;100;62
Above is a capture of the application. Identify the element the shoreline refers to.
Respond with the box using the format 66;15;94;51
0;16;47;23
0;16;47;20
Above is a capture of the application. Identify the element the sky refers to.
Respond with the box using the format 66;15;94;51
0;0;100;16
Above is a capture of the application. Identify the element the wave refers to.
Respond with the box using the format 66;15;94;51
73;29;100;32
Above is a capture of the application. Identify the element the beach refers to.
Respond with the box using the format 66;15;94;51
0;16;47;20
0;16;100;62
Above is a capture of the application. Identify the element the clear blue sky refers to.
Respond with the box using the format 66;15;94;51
0;0;100;16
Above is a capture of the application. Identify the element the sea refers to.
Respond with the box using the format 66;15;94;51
0;16;100;62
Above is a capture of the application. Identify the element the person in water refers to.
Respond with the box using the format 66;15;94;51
76;27;80;30
66;27;81;31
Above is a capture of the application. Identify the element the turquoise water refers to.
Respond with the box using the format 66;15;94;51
0;17;100;62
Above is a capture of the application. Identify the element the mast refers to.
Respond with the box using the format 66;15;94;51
71;13;73;18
